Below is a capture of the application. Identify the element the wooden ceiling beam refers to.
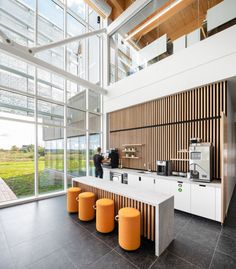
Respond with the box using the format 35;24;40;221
108;0;125;14
130;0;196;40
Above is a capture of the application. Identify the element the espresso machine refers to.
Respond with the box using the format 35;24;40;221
156;160;172;176
189;142;213;182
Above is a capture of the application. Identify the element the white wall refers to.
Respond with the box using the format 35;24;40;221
225;85;236;213
104;25;236;113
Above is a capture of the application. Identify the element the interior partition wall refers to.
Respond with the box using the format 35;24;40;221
109;81;227;181
0;0;103;205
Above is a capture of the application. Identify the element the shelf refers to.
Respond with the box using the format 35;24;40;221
123;156;140;159
122;144;143;147
122;150;137;153
171;158;189;161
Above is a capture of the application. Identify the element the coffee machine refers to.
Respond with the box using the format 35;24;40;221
156;160;172;176
189;142;212;182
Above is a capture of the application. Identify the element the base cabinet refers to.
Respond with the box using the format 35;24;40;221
191;184;216;220
128;174;139;187
155;178;170;195
169;181;191;213
215;187;222;222
125;170;221;222
128;175;155;190
103;169;110;181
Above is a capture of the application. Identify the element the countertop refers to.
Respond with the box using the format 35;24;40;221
73;176;173;207
103;167;221;188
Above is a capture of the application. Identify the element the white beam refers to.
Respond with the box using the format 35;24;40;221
0;30;10;43
29;28;107;55
0;41;107;95
107;0;152;35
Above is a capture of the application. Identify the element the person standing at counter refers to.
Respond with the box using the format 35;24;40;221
93;147;104;178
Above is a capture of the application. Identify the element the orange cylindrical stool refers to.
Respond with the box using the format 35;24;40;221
78;192;95;221
96;199;114;233
67;187;81;213
117;207;141;251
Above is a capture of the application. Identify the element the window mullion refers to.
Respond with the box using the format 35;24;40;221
64;0;68;190
34;0;39;198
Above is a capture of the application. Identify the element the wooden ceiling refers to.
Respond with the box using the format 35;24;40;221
105;0;223;49
133;0;223;47
105;0;135;21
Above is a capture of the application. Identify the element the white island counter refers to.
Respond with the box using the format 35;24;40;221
72;176;174;256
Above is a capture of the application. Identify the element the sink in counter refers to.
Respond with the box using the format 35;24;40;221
137;171;152;174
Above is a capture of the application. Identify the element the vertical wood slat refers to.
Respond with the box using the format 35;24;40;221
109;81;226;180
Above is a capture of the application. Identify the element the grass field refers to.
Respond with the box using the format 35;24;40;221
0;149;89;199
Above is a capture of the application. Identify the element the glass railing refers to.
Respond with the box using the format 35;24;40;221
109;0;236;84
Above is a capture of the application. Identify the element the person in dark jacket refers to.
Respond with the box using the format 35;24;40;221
93;147;104;178
108;149;119;168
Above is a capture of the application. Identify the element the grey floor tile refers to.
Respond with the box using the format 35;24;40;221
217;234;236;259
190;215;222;234
10;230;71;269
76;218;97;233
168;235;215;269
26;249;77;269
222;218;236;240
114;239;156;269
3;215;74;247
0;248;15;269
92;226;119;249
210;250;236;269
62;231;111;267
0;226;8;252
174;211;192;237
1;193;236;269
151;251;198;269
81;250;137;269
178;217;220;248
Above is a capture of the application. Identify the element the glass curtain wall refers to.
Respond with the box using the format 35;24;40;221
0;0;103;204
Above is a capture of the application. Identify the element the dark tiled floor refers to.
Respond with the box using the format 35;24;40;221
0;189;236;269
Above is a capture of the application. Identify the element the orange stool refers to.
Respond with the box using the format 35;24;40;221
116;207;141;251
95;199;114;233
78;192;95;221
67;187;81;213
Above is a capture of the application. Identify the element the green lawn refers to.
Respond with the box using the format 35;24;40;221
0;160;45;179
0;150;89;198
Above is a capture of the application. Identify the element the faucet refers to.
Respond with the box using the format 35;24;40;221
147;162;151;172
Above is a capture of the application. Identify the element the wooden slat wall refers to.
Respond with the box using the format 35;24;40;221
109;81;227;180
76;182;155;241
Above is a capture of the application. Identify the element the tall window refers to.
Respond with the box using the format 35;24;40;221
0;0;103;205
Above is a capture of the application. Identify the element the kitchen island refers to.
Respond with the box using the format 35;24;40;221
72;176;174;257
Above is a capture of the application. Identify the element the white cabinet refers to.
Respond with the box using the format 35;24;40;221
169;180;191;213
139;176;155;191
103;168;110;181
215;187;222;222
191;183;215;220
126;171;222;222
128;174;139;188
155;178;170;195
128;174;155;191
